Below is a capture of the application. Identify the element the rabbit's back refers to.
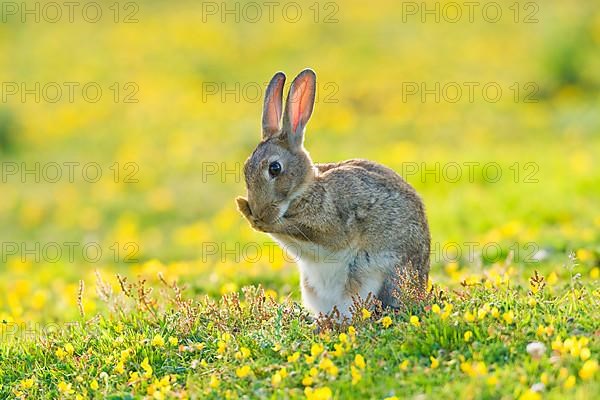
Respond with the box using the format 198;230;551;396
314;159;430;279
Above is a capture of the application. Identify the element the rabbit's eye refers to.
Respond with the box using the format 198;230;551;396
268;161;282;177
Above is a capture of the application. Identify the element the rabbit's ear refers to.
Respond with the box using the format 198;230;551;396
283;69;316;150
262;72;286;139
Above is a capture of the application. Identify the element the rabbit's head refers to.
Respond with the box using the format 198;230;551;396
242;69;317;226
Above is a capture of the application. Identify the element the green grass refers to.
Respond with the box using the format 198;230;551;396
1;257;599;399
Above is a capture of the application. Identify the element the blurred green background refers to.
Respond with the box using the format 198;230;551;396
0;0;599;321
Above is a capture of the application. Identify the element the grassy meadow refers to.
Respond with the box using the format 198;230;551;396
0;0;599;398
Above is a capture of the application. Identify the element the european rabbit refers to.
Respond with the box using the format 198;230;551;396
236;69;430;318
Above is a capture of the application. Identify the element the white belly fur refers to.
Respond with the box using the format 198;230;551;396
271;235;385;317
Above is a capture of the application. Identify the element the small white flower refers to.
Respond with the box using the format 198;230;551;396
526;342;546;360
531;383;545;392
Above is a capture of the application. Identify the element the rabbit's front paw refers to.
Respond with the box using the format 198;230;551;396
236;197;253;219
236;197;270;232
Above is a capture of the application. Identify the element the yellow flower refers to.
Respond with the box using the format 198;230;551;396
115;360;126;374
302;367;319;386
271;372;283;387
519;389;541;400
20;378;35;389
399;360;410;371
55;347;67;360
319;357;339;377
57;381;74;395
431;304;441;314
271;368;288;387
235;347;251;359
430;356;439;369
217;341;227;354
209;374;220;389
236;365;251;378
381;316;393;328
472;362;487;376
576;249;593;262
502;311;515;325
580;347;591;361
304;386;332;400
445;261;459;274
128;371;141;385
529;280;539;294
535;325;545;337
311;343;324;357
221;332;232;342
64;343;75;355
354;354;366;369
348;326;356;339
141;357;153;378
486;375;498;386
168;336;178;346
120;348;131;361
460;361;487;377
332;344;345;357
151;334;165;347
90;379;99;391
563;375;576;389
350;365;362;385
220;282;238;295
579;359;598;380
528;297;537;307
477;308;488;320
464;331;473;342
491;307;500;319
558;367;568;379
287;351;300;363
384;397;399;400
441;307;452;320
361;308;371;320
463;310;475;323
563;337;584;357
409;315;420;327
551;336;564;353
302;376;314;386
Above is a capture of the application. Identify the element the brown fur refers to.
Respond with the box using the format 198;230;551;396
236;69;430;314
